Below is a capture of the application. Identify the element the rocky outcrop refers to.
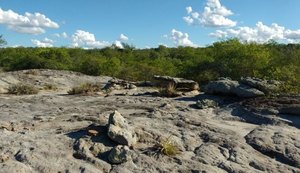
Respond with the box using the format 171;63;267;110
107;111;137;146
0;69;299;173
102;78;137;91
153;75;199;91
280;105;300;115
240;77;280;94
108;145;131;164
204;77;265;98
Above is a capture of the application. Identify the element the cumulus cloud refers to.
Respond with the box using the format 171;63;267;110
285;29;300;40
114;40;124;49
71;30;110;49
31;37;54;47
113;33;129;48
119;34;128;42
0;8;59;34
209;22;300;43
168;29;198;47
183;0;236;27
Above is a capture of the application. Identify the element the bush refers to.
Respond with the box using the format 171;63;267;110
68;83;101;95
7;83;39;95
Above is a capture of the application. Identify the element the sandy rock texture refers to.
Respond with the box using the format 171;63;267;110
0;69;299;173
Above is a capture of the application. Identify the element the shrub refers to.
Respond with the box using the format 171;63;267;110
158;82;180;97
68;83;101;95
154;136;180;156
7;83;39;95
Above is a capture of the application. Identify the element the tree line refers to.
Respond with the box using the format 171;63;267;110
0;37;299;93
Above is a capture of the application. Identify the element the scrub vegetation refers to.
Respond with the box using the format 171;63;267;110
0;37;299;93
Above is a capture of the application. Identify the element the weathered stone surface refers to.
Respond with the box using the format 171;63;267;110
103;78;138;91
0;69;298;173
0;153;9;163
245;126;300;168
107;111;137;146
204;78;265;98
153;75;199;91
240;77;280;94
73;138;112;172
108;145;131;164
280;104;300;115
196;99;217;109
87;129;99;136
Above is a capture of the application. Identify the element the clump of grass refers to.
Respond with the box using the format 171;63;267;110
43;84;58;91
68;83;101;95
158;82;180;97
153;136;181;156
7;83;39;95
24;69;38;75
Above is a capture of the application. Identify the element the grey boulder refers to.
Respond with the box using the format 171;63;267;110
108;145;132;164
107;111;137;146
204;78;264;98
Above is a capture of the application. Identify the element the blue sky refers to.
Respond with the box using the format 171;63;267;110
1;0;300;48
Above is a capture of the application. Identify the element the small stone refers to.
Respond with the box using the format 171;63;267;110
87;129;99;136
0;154;10;163
108;145;131;164
129;84;137;89
196;99;217;109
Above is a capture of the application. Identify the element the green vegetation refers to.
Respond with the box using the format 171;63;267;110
0;35;7;47
0;39;299;93
7;83;39;95
68;83;101;95
154;136;180;156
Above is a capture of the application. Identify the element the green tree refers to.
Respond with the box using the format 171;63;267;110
0;35;7;47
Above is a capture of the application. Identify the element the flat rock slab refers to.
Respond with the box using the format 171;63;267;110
245;125;300;168
153;75;199;91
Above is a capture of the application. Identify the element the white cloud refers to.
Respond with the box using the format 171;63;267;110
168;29;198;47
71;30;110;49
54;32;68;38
285;29;300;40
61;32;68;38
114;40;124;49
186;6;193;14
31;37;54;47
119;34;128;42
210;22;300;43
183;0;236;27
209;30;228;38
0;8;59;34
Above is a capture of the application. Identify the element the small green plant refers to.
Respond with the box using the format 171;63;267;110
153;136;181;156
158;82;180;97
7;83;39;95
43;84;58;91
68;83;101;95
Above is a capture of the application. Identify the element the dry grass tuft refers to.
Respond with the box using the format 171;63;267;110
153;136;181;156
68;83;101;95
43;84;58;91
7;83;39;95
159;82;180;97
